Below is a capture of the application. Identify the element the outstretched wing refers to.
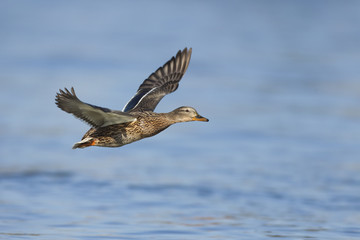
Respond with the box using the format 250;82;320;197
56;87;136;128
123;47;192;112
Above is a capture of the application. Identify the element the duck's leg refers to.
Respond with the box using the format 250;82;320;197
72;137;96;149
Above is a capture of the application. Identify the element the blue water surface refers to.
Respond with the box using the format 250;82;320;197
1;1;360;239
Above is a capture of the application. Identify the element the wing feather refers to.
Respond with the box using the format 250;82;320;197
123;47;192;112
56;87;135;128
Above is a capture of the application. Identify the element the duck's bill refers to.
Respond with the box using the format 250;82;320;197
192;115;209;122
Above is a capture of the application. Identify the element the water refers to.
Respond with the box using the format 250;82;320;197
1;1;360;239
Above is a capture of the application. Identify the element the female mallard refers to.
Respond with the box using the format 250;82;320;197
55;48;208;149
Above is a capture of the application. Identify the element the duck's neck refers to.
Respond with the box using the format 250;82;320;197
164;111;181;124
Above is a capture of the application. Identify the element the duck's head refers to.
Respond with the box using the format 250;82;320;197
170;106;209;123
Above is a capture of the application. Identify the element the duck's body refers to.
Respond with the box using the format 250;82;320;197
73;115;168;148
73;110;198;149
56;48;208;149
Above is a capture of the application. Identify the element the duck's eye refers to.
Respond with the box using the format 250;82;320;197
185;109;190;112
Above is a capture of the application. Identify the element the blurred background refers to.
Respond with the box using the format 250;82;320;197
1;1;360;239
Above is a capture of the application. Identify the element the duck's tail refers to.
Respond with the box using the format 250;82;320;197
72;137;96;149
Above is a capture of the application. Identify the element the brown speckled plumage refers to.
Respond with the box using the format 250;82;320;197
55;48;208;149
76;113;174;148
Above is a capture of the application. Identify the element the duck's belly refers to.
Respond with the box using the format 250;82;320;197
86;120;170;147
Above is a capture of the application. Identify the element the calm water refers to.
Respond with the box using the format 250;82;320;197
1;1;360;239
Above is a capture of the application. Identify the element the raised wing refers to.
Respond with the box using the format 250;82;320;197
56;87;135;128
123;47;192;112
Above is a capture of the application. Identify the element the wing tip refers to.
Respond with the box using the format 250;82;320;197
55;86;80;112
178;47;192;60
55;86;77;100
